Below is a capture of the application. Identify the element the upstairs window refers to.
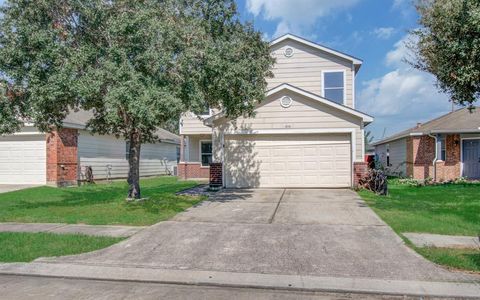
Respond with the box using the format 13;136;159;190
200;104;210;116
200;141;212;167
323;71;344;104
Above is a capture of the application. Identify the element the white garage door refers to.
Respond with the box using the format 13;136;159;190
0;135;46;184
225;134;351;188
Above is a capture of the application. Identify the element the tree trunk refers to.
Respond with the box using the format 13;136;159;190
127;130;141;199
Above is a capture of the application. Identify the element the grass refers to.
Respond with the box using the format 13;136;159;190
357;180;480;272
0;176;202;226
415;247;480;273
357;181;480;236
0;232;123;262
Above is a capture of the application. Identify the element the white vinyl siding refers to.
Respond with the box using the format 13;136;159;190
0;134;46;184
225;134;351;188
216;90;363;161
388;138;407;176
375;138;407;177
269;39;354;108
184;134;211;163
180;113;212;135
78;130;177;180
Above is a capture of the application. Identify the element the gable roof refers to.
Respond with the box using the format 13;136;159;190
204;83;373;126
270;34;363;70
63;110;180;144
373;107;480;146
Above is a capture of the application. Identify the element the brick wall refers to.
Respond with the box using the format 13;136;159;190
353;162;368;186
436;134;461;181
46;128;78;186
178;162;209;179
209;163;223;187
406;134;461;181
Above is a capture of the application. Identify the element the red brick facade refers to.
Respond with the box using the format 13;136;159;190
46;128;79;186
178;162;210;179
209;163;223;187
406;134;461;181
353;162;368;186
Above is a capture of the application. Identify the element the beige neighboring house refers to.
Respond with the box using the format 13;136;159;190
0;110;180;186
373;107;480;181
178;34;373;188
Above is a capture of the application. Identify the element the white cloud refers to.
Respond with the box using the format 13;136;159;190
358;35;453;140
247;0;361;38
372;27;395;39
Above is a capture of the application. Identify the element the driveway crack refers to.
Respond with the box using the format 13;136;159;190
268;189;286;224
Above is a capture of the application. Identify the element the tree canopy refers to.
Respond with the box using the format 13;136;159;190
411;0;480;107
0;0;274;198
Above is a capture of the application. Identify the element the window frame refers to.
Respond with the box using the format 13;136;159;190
322;70;346;105
440;136;447;161
199;140;213;167
199;105;212;117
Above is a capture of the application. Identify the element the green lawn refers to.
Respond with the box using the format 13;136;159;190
0;232;123;262
357;181;480;273
415;247;480;273
357;181;480;236
0;176;202;226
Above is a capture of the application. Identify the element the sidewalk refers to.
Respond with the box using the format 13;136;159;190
0;222;145;238
404;232;480;249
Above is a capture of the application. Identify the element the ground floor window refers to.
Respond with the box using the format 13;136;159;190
440;136;446;161
200;141;212;167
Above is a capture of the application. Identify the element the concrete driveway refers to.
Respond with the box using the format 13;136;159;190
0;184;40;193
42;188;474;282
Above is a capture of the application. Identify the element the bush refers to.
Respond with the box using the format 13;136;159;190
359;169;388;195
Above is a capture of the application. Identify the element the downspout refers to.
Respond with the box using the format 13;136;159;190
427;133;438;182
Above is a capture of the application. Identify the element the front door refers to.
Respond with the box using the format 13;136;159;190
462;139;480;179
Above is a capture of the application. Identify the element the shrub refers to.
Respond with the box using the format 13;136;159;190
359;169;388;195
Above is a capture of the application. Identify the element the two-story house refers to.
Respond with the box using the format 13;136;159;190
178;34;373;188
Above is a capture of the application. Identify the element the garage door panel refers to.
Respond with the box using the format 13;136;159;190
0;135;47;184
225;134;351;188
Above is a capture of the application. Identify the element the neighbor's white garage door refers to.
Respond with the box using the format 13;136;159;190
0;135;47;184
225;134;351;188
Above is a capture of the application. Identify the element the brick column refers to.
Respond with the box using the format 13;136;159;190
353;162;368;187
46;128;79;186
209;163;223;187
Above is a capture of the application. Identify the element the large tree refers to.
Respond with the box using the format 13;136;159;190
0;0;274;198
410;0;480;107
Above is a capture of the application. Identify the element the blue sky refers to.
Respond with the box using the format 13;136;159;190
237;0;455;141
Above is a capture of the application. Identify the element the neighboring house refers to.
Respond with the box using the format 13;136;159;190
0;110;180;186
178;34;373;188
373;107;480;181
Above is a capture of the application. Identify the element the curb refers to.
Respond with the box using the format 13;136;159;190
0;262;479;298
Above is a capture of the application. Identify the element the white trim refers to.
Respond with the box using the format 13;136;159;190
321;69;347;106
199;139;212;167
270;34;363;65
280;96;293;108
204;84;373;126
224;128;356;135
283;47;294;57
267;84;373;122
199;108;213;118
6;131;45;136
351;130;356;187
460;137;480;177
185;136;190;161
361;128;365;158
351;66;356;109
